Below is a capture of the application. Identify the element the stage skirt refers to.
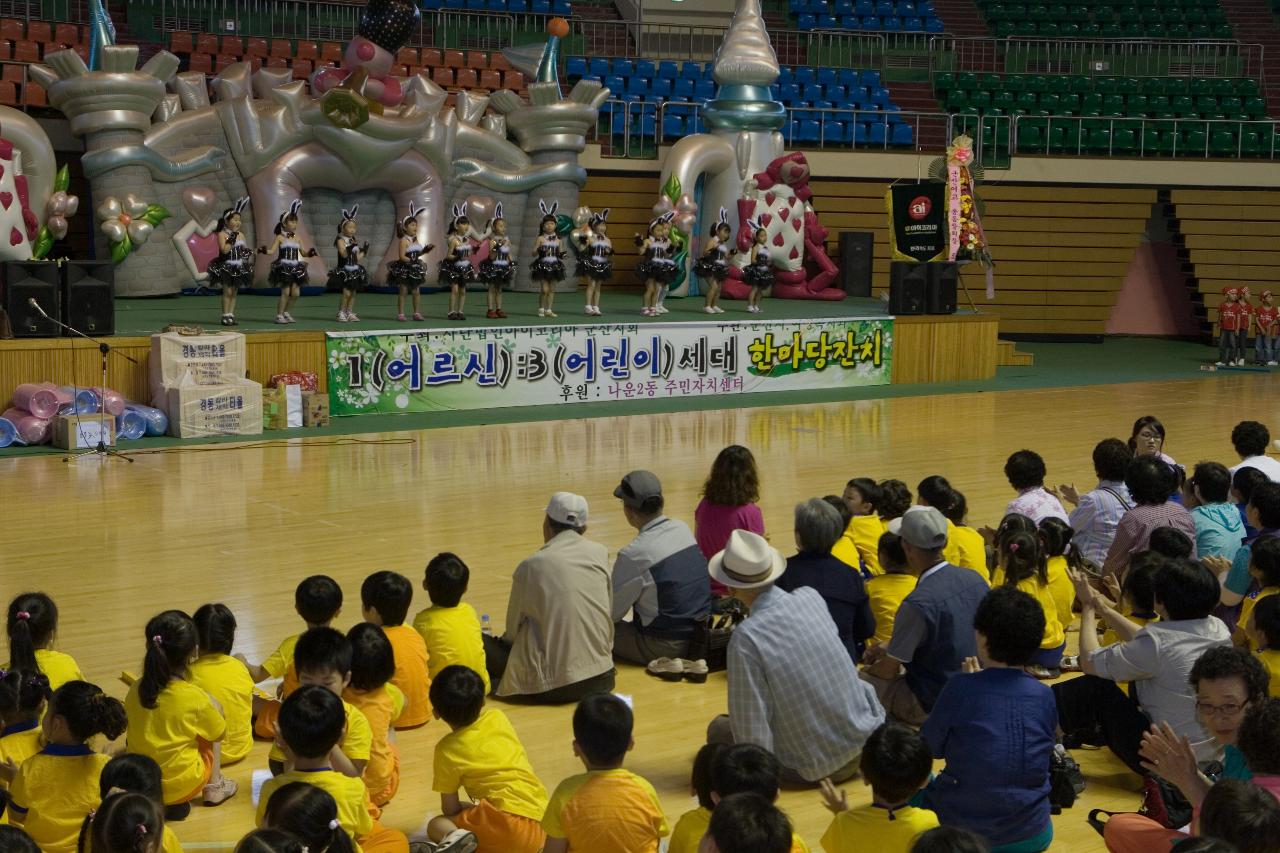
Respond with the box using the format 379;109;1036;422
692;257;728;281
328;264;368;291
207;259;251;290
479;259;516;286
575;258;613;281
269;260;309;287
530;257;566;281
438;260;476;286
636;260;680;284
387;259;426;288
743;263;775;288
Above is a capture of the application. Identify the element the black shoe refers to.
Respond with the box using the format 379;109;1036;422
164;802;191;822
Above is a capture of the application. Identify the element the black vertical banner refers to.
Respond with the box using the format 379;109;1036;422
886;184;946;262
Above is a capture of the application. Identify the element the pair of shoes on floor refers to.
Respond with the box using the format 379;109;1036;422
448;311;466;321
1028;665;1061;680
646;657;709;683
486;309;500;319
409;829;477;853
202;775;237;806
220;314;237;326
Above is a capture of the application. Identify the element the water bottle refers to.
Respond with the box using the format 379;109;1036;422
481;614;492;636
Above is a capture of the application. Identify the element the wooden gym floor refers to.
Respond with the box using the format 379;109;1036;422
3;372;1274;851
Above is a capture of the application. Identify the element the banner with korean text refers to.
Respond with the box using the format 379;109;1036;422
325;317;893;415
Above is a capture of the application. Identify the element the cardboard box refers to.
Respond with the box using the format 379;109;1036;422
165;378;263;438
262;385;285;430
302;391;330;427
53;414;116;450
149;332;247;396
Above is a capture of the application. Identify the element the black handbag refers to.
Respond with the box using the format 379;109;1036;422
688;599;746;672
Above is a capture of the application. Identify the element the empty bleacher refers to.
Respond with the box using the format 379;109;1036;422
977;0;1233;39
788;0;945;32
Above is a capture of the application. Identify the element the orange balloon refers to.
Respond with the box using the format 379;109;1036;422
548;16;570;36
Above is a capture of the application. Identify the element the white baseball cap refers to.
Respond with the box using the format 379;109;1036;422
546;492;589;526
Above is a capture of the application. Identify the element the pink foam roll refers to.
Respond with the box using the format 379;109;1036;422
93;387;126;417
11;384;59;419
40;382;73;407
1;407;51;444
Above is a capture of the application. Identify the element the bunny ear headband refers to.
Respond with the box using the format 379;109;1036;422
746;217;762;232
589;207;610;225
649;210;675;230
451;201;469;229
538;199;560;218
340;205;359;223
277;199;302;226
401;201;424;228
221;196;249;223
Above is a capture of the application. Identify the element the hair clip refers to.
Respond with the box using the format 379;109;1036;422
1008;542;1020;553
151;635;164;647
14;611;29;621
328;820;340;831
137;824;148;837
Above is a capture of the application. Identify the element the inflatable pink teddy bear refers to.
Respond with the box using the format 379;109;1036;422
312;0;420;108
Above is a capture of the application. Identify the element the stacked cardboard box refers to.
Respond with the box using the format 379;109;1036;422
150;332;262;438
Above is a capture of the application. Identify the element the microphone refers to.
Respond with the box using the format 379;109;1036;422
27;298;49;318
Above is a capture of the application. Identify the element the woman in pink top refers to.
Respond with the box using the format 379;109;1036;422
694;445;765;596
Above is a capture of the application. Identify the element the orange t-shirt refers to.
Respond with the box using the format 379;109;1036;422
384;625;431;729
342;684;403;809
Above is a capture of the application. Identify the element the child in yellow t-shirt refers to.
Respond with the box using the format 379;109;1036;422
543;693;668;853
917;477;986;575
188;604;253;766
866;533;916;648
705;744;812;852
413;553;491;693
1236;537;1280;650
704;792;795;853
427;665;548;853
98;754;184;853
5;593;82;692
835;478;887;576
238;575;343;741
820;722;939;853
1096;552;1161;649
992;532;1065;676
258;686;408;853
268;628;372;779
361;572;431;730
0;669;48;800
1037;518;1078;632
260;783;359;853
124;611;236;818
342;623;403;810
81;791;165;853
1249;595;1280;696
10;680;126;853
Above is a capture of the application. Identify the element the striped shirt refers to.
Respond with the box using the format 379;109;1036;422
1102;501;1199;578
1068;480;1132;567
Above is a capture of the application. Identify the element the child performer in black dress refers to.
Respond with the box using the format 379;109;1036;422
479;203;515;320
531;200;567;319
208;196;251;326
440;203;477;321
742;220;773;314
635;212;678;318
258;199;317;325
693;207;733;315
388;202;432;322
574;208;613;317
330;206;369;323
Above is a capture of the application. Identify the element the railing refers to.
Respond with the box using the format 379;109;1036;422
591;97;949;157
930;36;1266;83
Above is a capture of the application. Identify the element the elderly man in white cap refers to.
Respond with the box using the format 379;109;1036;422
862;505;990;725
706;529;885;786
482;491;616;703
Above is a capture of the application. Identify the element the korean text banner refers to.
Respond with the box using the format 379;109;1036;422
326;318;894;415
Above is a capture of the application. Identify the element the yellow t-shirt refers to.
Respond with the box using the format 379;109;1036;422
1101;613;1156;648
669;807;809;853
257;768;373;845
10;746;109;853
262;633;301;697
162;824;182;853
412;603;492;693
342;684;403;804
0;721;41;825
543;769;669;851
1045;556;1075;632
433;708;547;822
1241;587;1280;651
992;570;1065;650
943;522;988;576
188;653;255;765
384;626;431;729
821;804;939;853
269;698;372;766
866;573;916;646
1;650;84;693
124;679;226;805
832;515;885;576
1258;648;1280;697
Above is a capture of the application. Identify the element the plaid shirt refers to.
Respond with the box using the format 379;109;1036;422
1102;501;1199;578
727;585;884;781
1068;480;1132;567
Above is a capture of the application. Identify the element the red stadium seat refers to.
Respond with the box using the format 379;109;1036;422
0;81;16;105
2;63;22;83
467;51;487;70
455;68;477;88
22;81;44;106
25;21;49;43
0;21;22;43
489;52;511;71
432;66;454;86
443;49;464;68
292;58;313;78
214;54;238;72
195;33;218;55
479;69;501;89
504;70;525;89
220;36;243;56
12;41;38;63
169;31;193;54
320;42;343;64
396;47;418;66
188;53;213;73
0;41;12;62
265;56;288;69
270;39;291;58
53;24;78;46
245;37;268;58
420;48;442;67
295;41;318;61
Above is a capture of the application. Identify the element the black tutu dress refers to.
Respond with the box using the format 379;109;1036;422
575;236;614;281
692;242;730;282
327;236;368;291
479;238;516;286
206;232;252;289
269;237;309;287
743;246;775;288
388;240;428;289
531;237;567;281
636;237;679;284
438;239;477;286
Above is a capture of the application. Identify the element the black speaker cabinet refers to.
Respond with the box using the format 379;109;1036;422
927;262;959;315
3;261;60;337
888;261;927;315
62;260;115;336
838;231;874;297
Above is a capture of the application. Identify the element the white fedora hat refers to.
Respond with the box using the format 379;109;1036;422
708;529;786;590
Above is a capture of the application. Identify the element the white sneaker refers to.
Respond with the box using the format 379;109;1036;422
713;306;725;314
537;308;546;317
337;310;349;322
704;306;716;314
1269;361;1277;366
594;306;604;316
1237;358;1247;366
656;304;669;314
646;657;684;681
433;829;478;853
347;312;360;322
275;314;289;324
283;312;296;323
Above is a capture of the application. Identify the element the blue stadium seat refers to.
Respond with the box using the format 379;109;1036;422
673;78;694;98
925;15;943;31
903;16;923;29
777;67;795;86
882;16;902;30
855;0;875;14
552;0;571;15
484;0;504;10
860;70;881;87
827;84;848;103
635;59;656;79
798;13;817;28
657;61;678;79
797;120;821;142
566;57;587;78
896;0;915;13
869;121;889;145
779;83;800;102
611;110;625;135
819;14;838;27
650;78;673;98
588;58;610;78
861;15;881;27
627;76;650;96
530;0;550;11
682;61;703;79
834;0;855;14
508;0;528;9
612;59;634;77
852;121;870;143
639;114;656;139
695;80;715;100
662;114;684;138
875;0;894;15
795;66;816;85
870;85;891;106
838;68;859;87
802;83;825;102
847;85;869;105
604;75;624;93
840;15;860;27
817;67;837;87
892;123;914;145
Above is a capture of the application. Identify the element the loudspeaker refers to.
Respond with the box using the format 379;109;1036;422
62;260;115;336
3;261;60;337
888;261;927;315
838;231;874;297
927;262;958;315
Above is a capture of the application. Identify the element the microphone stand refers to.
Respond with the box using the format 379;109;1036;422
27;297;137;463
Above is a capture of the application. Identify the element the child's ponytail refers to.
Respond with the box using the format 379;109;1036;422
139;611;198;709
79;791;162;853
50;681;127;741
0;668;49;721
263;782;357;853
999;530;1047;586
7;593;57;675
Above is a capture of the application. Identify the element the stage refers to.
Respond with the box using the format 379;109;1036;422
0;292;999;441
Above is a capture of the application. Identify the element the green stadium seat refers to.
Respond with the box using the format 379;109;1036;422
1045;76;1069;95
1142;78;1167;96
1024;75;1047;93
1141;126;1161;155
1113;128;1137;153
1127;94;1149;114
1039;21;1061;34
957;73;978;90
1016;91;1040;112
1166;78;1190;97
1236;79;1261;97
1221;96;1243;114
1058;93;1081;113
1039;92;1061;112
1004;75;1026;93
1095;77;1119;95
1148;95;1170;113
1189;78;1213;97
1017;124;1044;153
1196;95;1219;113
992;90;1015;111
947;90;972;110
1210;128;1238;156
1245;97;1267;117
1081;92;1103;112
1183;128;1207;155
1211;78;1235;97
1069;76;1092;94
980;73;1002;91
935;73;955;93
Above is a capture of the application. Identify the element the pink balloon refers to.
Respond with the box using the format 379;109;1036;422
182;187;219;224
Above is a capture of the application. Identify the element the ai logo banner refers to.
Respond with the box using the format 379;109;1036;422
325;318;894;415
886;183;947;263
